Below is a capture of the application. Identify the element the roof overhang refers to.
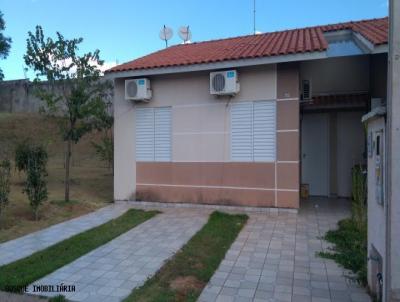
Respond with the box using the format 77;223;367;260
105;51;327;79
105;43;388;80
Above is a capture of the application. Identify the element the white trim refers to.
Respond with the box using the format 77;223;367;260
172;102;227;109
276;98;299;102
105;51;327;79
277;161;300;164
277;129;299;133
136;183;299;192
373;44;388;54
274;162;277;206
173;131;228;135
353;31;375;52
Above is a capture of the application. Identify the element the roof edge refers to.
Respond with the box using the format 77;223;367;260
105;51;327;79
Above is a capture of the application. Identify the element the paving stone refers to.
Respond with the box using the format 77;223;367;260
0;203;133;266
200;198;372;302
293;295;312;302
29;209;209;301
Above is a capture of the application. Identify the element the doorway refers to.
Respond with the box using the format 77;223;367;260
301;113;329;196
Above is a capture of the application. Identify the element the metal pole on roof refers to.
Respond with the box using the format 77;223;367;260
164;25;168;48
253;0;256;35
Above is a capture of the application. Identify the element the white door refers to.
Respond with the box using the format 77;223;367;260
301;113;329;196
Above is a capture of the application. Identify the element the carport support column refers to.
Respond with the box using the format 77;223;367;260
329;112;338;197
113;78;137;200
387;1;400;300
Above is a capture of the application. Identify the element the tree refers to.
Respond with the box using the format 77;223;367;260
23;145;48;220
15;140;31;173
0;11;12;80
0;159;11;227
92;106;113;173
24;25;112;202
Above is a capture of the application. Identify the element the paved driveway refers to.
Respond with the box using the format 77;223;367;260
1;198;370;302
0;203;132;266
199;198;371;302
27;209;210;302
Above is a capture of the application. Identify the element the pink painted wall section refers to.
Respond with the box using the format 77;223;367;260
132;64;300;208
276;63;300;208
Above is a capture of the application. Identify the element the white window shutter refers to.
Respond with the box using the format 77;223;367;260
135;108;155;161
154;107;172;161
231;102;253;161
253;101;276;161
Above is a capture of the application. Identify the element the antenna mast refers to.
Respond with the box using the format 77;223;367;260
163;25;168;47
159;25;173;48
253;0;256;35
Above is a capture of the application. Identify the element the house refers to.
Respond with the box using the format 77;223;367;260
106;17;388;210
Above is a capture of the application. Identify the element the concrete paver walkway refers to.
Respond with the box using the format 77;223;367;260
27;209;209;302
0;203;132;266
199;198;371;302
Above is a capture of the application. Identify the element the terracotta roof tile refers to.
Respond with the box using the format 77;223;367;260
107;17;388;73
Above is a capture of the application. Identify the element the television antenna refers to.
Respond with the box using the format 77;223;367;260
178;26;192;44
253;0;256;35
159;25;173;48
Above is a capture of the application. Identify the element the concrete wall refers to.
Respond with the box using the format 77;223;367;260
0;78;114;114
113;63;300;208
0;79;43;113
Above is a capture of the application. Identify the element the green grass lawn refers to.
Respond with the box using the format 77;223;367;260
124;211;248;302
0;209;159;292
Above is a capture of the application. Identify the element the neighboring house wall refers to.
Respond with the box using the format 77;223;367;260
113;63;300;208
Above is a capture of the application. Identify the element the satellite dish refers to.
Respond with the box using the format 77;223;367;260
159;25;173;48
178;26;192;44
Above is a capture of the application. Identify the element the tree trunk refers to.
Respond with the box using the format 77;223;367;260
34;207;39;221
65;139;72;202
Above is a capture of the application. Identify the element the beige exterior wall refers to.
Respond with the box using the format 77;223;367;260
113;78;136;200
113;63;300;208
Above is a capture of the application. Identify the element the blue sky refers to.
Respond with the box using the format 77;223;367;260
0;0;388;80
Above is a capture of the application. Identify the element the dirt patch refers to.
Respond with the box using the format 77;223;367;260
169;276;205;294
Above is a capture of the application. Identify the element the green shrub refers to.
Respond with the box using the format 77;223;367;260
318;164;368;285
351;164;367;234
319;218;367;285
14;140;31;173
0;159;11;227
91;135;113;171
22;145;48;220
